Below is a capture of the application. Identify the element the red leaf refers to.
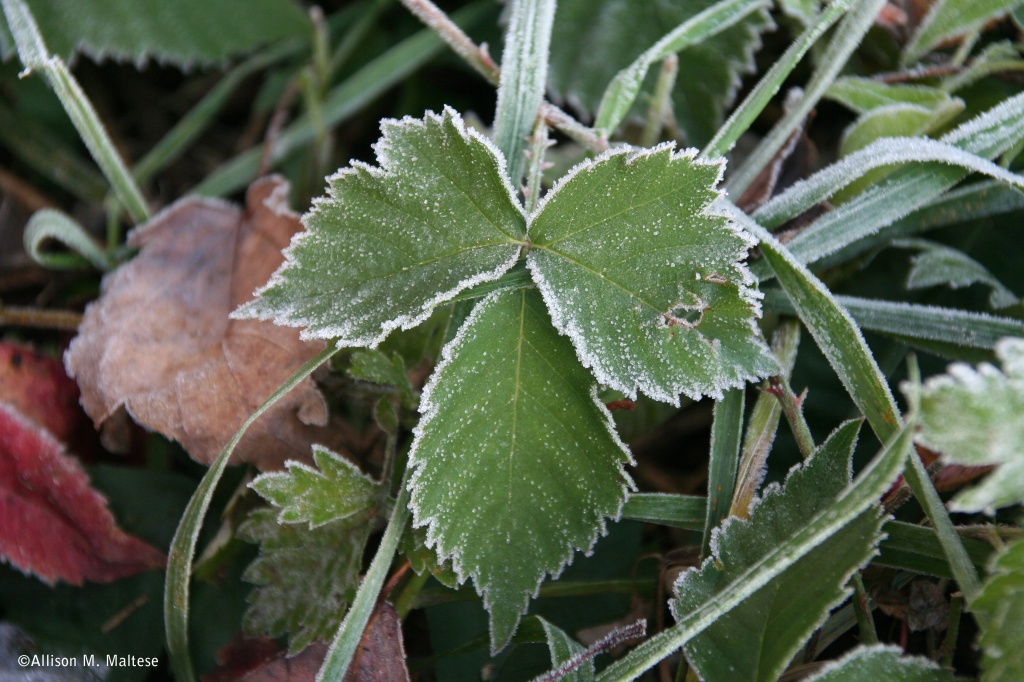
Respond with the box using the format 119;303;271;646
0;342;83;443
0;401;165;585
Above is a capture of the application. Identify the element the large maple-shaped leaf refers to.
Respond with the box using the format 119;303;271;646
671;421;886;682
528;145;776;404
66;176;333;470
235;107;526;348
408;288;634;652
973;537;1024;682
0;401;164;584
238;508;370;654
910;337;1024;513
250;445;378;528
548;0;771;145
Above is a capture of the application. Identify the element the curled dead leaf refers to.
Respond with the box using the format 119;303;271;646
66;177;334;470
0;401;165;585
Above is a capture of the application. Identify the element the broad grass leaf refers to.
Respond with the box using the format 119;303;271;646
0;401;164;585
0;0;308;67
804;644;959;681
238;508;370;655
528;145;775;404
548;0;771;146
973;538;1024;682
65;177;333;470
250;446;378;528
235;107;525;348
910;337;1024;513
671;421;887;682
408;288;634;652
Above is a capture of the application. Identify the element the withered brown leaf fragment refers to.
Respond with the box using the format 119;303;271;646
66;176;331;470
203;639;327;682
343;601;410;682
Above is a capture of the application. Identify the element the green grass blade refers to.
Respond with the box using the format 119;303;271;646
23;208;113;270
192;1;493;197
702;388;744;557
702;0;854;159
727;0;889;195
594;0;769;138
316;472;411;681
597;420;913;681
733;207;902;444
620;493;706;528
493;0;556;186
164;345;338;682
2;0;149;223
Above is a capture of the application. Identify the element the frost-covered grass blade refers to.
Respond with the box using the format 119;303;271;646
235;107;526;348
528;145;776;404
804;644;959;682
407;288;634;652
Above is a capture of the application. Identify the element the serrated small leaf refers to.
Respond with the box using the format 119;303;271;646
250;446;378;528
408;288;634;652
0;0;308;67
235;107;526;348
910;337;1024;513
901;239;1018;309
238;508;371;654
804;644;960;682
348;350;415;406
973;538;1024;682
671;420;886;682
528;145;776;404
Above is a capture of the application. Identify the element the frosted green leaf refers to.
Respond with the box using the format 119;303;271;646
0;0;308;67
249;446;378;528
804;644;959;682
904;0;1022;64
235;107;526;348
408;288;634;652
348;350;416;406
238;508;371;654
900;239;1018;309
548;0;771;146
539;616;594;682
528;145;776;404
671;421;886;682
826;78;961;115
779;0;821;26
973;538;1024;682
911;338;1024;513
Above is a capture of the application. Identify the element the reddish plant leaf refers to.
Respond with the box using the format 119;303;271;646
0;342;84;442
65;176;333;469
0;401;165;584
342;601;409;682
204;641;327;682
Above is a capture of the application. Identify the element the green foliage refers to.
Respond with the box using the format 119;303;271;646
804;644;960;681
913;338;1024;513
904;0;1023;64
408;288;634;651
250;445;379;528
900;238;1019;309
538;616;593;682
237;508;370;654
671;421;886;682
973;538;1024;682
0;0;308;66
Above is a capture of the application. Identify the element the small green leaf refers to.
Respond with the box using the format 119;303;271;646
778;0;821;26
249;445;378;528
0;0;308;67
528;145;776;405
235;107;526;347
804;644;960;682
408;288;634;652
900;239;1019;309
538;616;594;682
904;0;1022;64
348;350;416;404
671;420;886;682
238;508;371;654
912;337;1024;513
973;538;1024;682
826;78;960;114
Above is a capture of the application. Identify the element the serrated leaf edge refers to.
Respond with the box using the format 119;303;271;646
233;106;526;349
407;289;636;626
527;142;770;404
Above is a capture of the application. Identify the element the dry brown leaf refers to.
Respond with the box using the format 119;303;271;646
343;601;410;682
204;640;327;682
66;176;333;470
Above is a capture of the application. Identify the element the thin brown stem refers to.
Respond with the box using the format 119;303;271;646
0;303;81;331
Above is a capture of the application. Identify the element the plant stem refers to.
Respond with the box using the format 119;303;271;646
768;375;816;460
393;570;430;619
702;388;745;558
640;55;678;148
939;592;963;668
524;116;551;215
850;573;878;645
0;303;82;331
